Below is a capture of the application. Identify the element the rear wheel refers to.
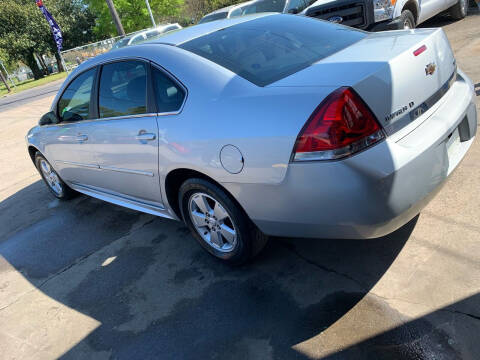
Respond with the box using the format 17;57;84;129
179;178;268;265
449;0;468;20
35;153;76;200
399;9;415;29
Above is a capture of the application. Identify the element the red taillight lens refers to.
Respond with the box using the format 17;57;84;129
293;87;384;161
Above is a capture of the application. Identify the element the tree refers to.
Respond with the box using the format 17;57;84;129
85;0;184;37
0;0;98;79
47;0;98;71
0;0;50;79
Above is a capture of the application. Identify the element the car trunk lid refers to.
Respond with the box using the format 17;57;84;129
269;28;457;136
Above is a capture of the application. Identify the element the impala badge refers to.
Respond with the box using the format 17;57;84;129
425;62;436;76
327;15;343;23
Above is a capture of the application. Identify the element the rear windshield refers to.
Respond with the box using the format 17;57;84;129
179;15;366;86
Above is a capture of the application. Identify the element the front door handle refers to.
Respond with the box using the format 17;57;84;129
76;134;88;142
135;132;156;141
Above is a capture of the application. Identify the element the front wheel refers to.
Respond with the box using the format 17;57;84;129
179;178;268;265
449;0;468;20
35;153;76;200
399;9;415;29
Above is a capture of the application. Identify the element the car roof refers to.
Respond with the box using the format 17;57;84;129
147;13;275;46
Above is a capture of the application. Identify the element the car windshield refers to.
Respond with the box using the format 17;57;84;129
199;12;228;24
112;37;132;49
179;15;366;86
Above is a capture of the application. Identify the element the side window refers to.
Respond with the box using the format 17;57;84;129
287;0;307;13
230;8;243;17
145;30;160;39
57;68;96;121
98;61;147;118
152;67;185;113
165;25;180;32
130;34;145;45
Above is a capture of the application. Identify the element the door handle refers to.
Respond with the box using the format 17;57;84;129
135;132;156;141
76;134;88;142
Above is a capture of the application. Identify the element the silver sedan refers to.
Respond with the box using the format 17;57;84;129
26;14;477;264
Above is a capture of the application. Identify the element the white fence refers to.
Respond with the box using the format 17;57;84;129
60;36;123;72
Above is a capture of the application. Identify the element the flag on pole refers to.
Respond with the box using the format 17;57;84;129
35;0;63;51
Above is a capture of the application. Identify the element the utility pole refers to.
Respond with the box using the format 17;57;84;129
0;66;11;93
145;0;156;27
105;0;125;36
0;60;15;89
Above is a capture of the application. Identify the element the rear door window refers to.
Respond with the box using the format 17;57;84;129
179;15;366;86
98;61;147;118
152;67;185;113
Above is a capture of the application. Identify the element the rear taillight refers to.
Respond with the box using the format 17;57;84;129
292;87;385;161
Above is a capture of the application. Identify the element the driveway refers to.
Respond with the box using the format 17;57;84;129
0;12;479;360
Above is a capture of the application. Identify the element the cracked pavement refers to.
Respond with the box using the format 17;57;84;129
1;11;480;360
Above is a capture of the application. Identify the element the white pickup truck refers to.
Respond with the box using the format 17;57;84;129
302;0;469;30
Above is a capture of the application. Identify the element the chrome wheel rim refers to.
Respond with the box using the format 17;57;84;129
188;192;237;253
40;159;63;196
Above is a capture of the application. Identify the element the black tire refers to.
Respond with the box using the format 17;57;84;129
399;9;416;29
179;178;268;265
449;0;468;20
35;153;76;200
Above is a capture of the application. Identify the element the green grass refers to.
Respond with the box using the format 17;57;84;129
0;72;67;97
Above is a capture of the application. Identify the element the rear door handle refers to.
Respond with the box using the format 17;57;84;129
76;134;88;142
135;132;156;141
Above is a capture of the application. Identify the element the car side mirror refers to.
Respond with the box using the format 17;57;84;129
288;8;299;14
38;111;59;126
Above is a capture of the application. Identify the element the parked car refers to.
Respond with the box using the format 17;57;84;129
198;1;255;23
198;0;311;24
302;0;469;30
28;14;477;264
111;24;182;49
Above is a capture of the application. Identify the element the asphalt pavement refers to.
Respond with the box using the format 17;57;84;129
0;11;479;360
0;79;64;111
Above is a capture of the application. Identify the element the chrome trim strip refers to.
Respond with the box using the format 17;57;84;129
408;70;457;122
96;113;158;121
69;182;175;219
53;113;158;126
55;160;99;169
99;165;154;177
385;69;457;135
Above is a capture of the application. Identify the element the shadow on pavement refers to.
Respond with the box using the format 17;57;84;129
1;179;441;359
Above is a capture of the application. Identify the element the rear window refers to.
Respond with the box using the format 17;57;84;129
179;15;366;86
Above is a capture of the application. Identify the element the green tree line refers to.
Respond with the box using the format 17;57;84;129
0;0;243;80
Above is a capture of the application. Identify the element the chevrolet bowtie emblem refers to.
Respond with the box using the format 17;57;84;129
425;62;436;76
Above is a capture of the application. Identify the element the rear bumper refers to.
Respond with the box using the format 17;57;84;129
223;69;477;239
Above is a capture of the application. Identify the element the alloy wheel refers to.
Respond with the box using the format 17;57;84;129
40;159;63;196
188;192;237;252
